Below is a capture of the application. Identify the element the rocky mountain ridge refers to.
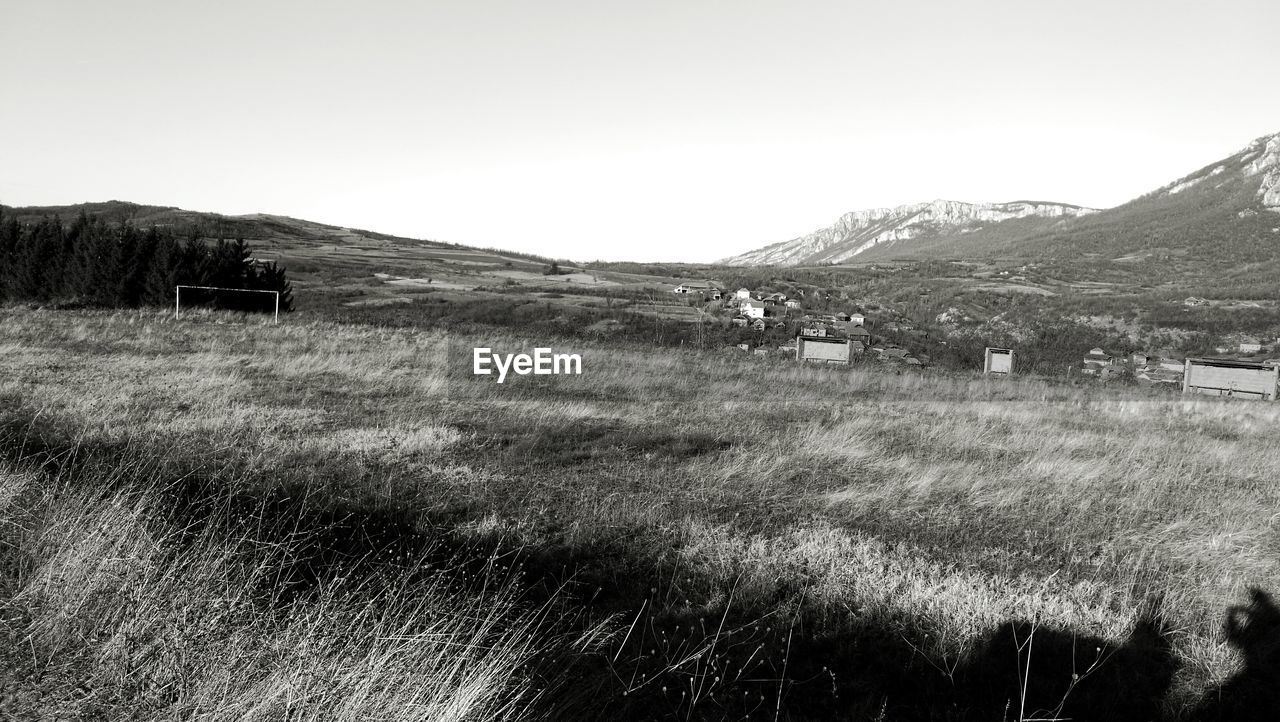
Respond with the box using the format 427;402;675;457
726;130;1280;267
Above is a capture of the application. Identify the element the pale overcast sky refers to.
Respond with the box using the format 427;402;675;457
2;0;1278;261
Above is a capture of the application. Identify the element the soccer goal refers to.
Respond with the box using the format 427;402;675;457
175;285;281;323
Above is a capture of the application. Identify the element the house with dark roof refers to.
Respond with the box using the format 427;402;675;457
1082;347;1114;376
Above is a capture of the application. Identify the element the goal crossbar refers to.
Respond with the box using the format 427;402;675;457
175;285;280;324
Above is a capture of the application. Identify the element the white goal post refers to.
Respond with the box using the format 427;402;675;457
175;285;281;324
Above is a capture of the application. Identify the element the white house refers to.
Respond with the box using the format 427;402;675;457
734;288;752;300
740;300;766;319
849;313;865;326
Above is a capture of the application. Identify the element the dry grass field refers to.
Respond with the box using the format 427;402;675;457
1;307;1277;720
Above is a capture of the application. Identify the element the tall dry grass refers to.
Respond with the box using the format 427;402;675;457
0;429;601;720
2;306;1276;716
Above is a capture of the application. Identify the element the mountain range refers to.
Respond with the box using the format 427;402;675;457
722;131;1280;267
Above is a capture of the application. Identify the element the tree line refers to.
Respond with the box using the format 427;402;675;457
0;210;293;312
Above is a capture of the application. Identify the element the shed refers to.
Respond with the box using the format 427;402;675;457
796;336;854;365
984;347;1013;374
1183;358;1279;400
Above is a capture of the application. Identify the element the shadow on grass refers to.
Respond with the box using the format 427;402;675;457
1190;587;1280;722
2;409;1273;721
572;596;1177;721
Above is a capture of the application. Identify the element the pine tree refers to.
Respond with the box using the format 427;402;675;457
124;228;159;306
0;213;294;313
0;209;18;300
254;260;294;313
143;233;181;307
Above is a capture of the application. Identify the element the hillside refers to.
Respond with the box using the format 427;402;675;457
0;200;728;322
725;131;1280;274
722;199;1097;265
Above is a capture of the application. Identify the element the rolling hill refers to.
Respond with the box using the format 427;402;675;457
0;200;719;315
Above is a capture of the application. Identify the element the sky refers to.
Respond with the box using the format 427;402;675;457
2;0;1278;262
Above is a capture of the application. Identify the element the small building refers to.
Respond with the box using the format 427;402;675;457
1082;348;1113;375
1183;358;1279;400
1239;337;1263;354
849;313;866;326
834;312;851;322
846;326;871;342
1131;353;1149;366
880;347;909;361
1097;366;1127;381
796;336;856;365
673;281;718;295
734;288;752;300
740;300;766;319
784;299;802;309
735;343;751;352
1183;296;1207;307
729;317;748;327
750;318;767;331
801;326;828;337
984;347;1013;374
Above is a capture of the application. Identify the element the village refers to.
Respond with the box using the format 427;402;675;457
673;281;1280;400
672;280;921;366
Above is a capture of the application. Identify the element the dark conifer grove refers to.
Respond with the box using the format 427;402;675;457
0;210;293;313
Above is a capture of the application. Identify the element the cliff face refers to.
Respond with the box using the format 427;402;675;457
722;199;1096;266
1152;131;1280;211
1241;133;1280;211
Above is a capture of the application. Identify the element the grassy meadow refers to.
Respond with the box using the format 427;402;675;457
1;306;1277;720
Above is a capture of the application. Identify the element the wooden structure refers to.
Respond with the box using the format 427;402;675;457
984;347;1013;374
1182;358;1279;400
796;336;855;365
